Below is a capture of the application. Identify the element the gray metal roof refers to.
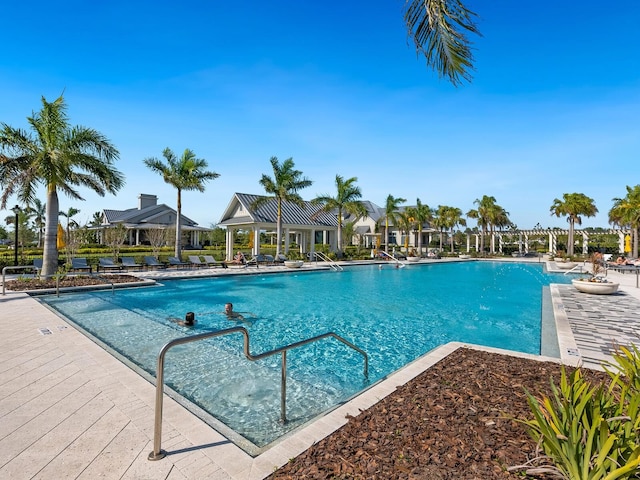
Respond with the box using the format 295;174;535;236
226;193;339;228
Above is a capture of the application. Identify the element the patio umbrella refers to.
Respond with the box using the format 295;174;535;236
624;234;631;254
57;223;66;249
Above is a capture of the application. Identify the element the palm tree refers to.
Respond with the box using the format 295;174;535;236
467;195;494;254
25;198;46;247
403;0;480;86
144;148;219;259
433;205;450;251
397;211;414;252
405;198;433;255
382;194;406;252
550;193;598;256
609;185;640;259
313;175;366;257
443;206;466;253
255;156;312;257
59;206;81;242
0;95;124;277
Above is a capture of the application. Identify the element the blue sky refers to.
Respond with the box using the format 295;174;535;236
1;1;639;230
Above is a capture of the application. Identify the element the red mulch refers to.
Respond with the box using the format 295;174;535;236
268;348;609;480
6;274;142;290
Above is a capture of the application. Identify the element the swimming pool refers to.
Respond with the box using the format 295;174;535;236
38;261;571;450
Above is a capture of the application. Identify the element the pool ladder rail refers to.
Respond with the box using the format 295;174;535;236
310;251;343;271
378;250;407;268
148;327;368;461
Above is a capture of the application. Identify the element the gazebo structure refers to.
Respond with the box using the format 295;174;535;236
217;193;339;260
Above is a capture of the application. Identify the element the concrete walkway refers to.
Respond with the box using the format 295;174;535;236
1;259;639;479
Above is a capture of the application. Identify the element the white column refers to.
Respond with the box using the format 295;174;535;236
309;229;315;257
226;228;234;260
466;233;470;253
618;231;625;254
253;228;260;255
284;228;290;253
582;231;589;255
524;233;529;254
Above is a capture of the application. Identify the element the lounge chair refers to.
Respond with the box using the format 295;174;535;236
33;258;43;274
98;257;122;272
202;255;228;268
71;257;93;273
274;254;288;263
167;256;190;269
144;256;167;269
255;254;274;265
188;255;208;268
121;256;143;271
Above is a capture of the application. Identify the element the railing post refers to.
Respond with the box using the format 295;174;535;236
148;345;168;460
281;350;287;423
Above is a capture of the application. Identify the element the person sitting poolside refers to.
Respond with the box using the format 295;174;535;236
615;256;629;265
229;251;246;265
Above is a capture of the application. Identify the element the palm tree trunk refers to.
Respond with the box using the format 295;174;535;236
337;210;343;255
568;219;575;256
276;199;283;256
417;229;422;255
42;189;60;278
450;228;455;253
385;219;389;253
175;189;182;259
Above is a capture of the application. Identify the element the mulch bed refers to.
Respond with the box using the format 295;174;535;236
5;274;142;290
268;348;609;480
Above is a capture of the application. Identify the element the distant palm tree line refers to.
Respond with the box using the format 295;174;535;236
2;96;639;271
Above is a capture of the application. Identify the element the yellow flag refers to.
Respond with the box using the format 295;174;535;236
57;224;66;249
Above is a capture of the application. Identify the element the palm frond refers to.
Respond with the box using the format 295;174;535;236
403;0;480;86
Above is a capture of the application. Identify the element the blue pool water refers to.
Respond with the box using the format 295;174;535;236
38;262;571;448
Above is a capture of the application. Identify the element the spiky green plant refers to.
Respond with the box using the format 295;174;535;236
524;363;640;479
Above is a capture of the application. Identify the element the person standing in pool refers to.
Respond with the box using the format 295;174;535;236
224;303;257;325
170;311;196;327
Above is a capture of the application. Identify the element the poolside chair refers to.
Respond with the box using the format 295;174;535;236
121;256;143;271
167;256;190;269
144;256;167;270
33;258;43;275
188;255;208;268
254;254;274;266
98;257;122;273
274;254;288;263
202;255;228;269
71;257;93;273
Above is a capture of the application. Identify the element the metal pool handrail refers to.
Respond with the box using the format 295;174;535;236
2;265;39;295
148;326;368;461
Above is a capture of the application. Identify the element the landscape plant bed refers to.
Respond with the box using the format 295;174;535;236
268;348;609;480
6;274;144;291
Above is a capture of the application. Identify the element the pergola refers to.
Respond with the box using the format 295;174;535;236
217;193;339;260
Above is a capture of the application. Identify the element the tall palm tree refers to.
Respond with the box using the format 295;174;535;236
144;148;219;259
25;198;46;247
255;156;312;257
432;205;449;251
397;211;415;251
609;185;640;259
0;95;124;277
406;198;433;255
403;0;480;86
467;195;494;254
382;194;406;252
59;206;80;242
313;175;366;257
550;193;598;256
443;206;466;253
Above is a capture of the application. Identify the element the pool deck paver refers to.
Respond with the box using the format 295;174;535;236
1;258;640;479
